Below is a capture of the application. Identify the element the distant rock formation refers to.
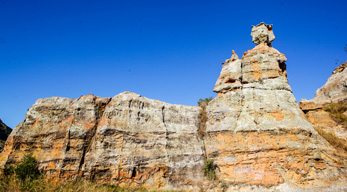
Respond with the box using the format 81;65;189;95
0;23;346;191
0;119;11;152
300;62;347;146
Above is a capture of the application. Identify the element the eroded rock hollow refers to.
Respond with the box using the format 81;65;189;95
1;23;346;191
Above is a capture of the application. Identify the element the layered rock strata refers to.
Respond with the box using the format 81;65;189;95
300;62;347;142
207;22;347;190
0;23;346;191
0;93;206;189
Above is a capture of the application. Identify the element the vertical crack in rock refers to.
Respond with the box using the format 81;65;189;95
65;129;71;152
161;105;169;158
77;97;111;175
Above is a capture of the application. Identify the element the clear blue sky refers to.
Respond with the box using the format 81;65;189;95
1;0;346;128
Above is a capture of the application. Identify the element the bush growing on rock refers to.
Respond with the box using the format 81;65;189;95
198;97;214;106
203;158;216;181
197;97;213;138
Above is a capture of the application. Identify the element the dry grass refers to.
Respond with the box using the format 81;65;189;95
323;101;347;128
314;126;347;152
0;175;153;192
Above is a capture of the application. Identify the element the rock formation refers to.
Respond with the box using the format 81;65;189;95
0;23;346;191
207;22;347;191
300;62;347;145
0;119;11;152
0;93;206;189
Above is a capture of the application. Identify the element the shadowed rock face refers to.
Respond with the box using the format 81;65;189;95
0;23;346;191
300;62;347;142
0;119;12;152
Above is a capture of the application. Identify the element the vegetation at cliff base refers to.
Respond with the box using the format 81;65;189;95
0;154;174;192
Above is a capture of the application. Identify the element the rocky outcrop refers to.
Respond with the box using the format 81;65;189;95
0;93;206;190
213;50;242;94
0;23;346;191
0;119;12;152
207;22;347;190
300;62;347;144
300;62;347;110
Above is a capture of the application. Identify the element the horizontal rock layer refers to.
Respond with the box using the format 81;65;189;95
208;23;347;190
300;62;347;142
1;23;347;191
0;92;206;190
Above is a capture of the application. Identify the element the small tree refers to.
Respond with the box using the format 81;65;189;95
15;154;41;182
198;97;214;107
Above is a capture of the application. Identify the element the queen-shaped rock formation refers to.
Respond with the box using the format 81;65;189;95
207;22;346;190
0;23;346;191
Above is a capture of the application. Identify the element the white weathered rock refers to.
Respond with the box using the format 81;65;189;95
251;22;275;45
207;23;347;189
213;50;242;94
0;92;206;190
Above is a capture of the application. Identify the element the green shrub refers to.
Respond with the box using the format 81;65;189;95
3;165;15;176
15;154;41;182
203;158;216;180
198;97;214;107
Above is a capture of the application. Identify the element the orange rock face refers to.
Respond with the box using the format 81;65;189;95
0;92;207;190
207;22;347;190
1;23;347;191
300;62;347;144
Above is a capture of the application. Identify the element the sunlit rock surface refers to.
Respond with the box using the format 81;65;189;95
207;22;347;191
0;93;206;190
300;62;347;142
0;23;346;191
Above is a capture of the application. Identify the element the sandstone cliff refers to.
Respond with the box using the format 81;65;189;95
1;23;346;191
300;62;347;149
0;93;206;190
206;23;346;191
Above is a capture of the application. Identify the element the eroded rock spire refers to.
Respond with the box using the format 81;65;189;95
251;22;275;45
213;50;241;94
207;23;346;189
